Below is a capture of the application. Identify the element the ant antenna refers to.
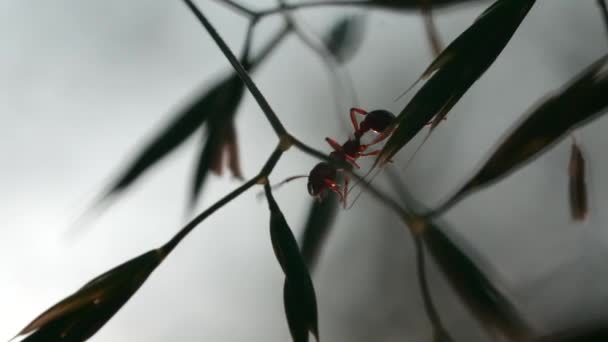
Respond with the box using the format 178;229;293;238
346;167;383;210
256;175;308;199
394;78;422;102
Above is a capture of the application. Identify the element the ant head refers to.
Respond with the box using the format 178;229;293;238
307;162;336;197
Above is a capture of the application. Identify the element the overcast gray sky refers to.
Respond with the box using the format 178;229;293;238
1;1;608;341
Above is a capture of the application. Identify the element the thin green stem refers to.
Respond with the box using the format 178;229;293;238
183;0;288;137
598;0;608;43
249;23;291;68
386;168;454;341
257;0;371;17
162;146;284;255
214;0;257;17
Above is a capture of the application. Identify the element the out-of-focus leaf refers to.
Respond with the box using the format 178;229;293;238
188;23;292;209
422;222;532;340
322;15;365;64
13;249;165;342
376;0;536;166
534;321;608;342
265;184;319;342
299;196;339;271
189;72;247;208
432;55;608;216
419;0;444;57
569;141;588;221
100;74;236;202
386;170;532;340
370;0;487;9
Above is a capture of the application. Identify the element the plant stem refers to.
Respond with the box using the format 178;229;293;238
214;0;257;18
162;146;284;255
183;0;288;137
598;0;608;42
257;0;371;17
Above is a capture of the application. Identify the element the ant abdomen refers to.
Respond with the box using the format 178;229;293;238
358;110;395;137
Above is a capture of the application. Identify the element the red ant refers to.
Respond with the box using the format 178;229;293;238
307;108;397;207
267;108;398;207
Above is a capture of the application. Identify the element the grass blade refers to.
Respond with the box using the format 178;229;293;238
189;72;247;209
371;0;487;10
13;249;165;342
265;183;319;342
432;55;608;217
376;0;536;166
299;196;339;271
387;171;532;340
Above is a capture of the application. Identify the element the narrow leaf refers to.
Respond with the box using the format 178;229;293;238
14;249;165;342
569;141;588;221
370;0;487;10
322;15;365;64
101;77;231;201
534;321;608;342
377;0;536;166
189;72;247;208
432;55;608;216
265;184;319;342
299;196;339;271
388;173;532;340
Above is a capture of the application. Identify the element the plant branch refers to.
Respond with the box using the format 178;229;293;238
162;145;284;255
183;0;421;234
183;0;288;137
214;0;257;18
598;0;608;42
257;0;370;17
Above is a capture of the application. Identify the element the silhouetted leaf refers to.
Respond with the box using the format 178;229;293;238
13;249;165;342
265;184;319;342
422;222;531;340
299;196;339;271
370;0;486;9
101;75;237;202
189;72;247;208
569;141;588;221
534;321;608;342
387;171;532;340
376;0;536;166
322;15;365;64
432;55;608;216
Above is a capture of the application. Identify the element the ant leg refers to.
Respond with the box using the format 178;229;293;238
325;137;343;152
343;155;361;169
324;178;344;204
350;107;368;133
359;149;381;157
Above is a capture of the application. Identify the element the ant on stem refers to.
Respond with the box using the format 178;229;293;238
301;107;397;208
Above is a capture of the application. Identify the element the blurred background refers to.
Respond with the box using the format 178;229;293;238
1;0;607;341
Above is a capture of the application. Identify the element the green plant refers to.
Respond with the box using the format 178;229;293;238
8;1;608;341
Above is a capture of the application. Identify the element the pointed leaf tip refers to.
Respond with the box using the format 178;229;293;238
379;0;537;164
14;249;164;342
433;54;608;216
265;184;319;342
